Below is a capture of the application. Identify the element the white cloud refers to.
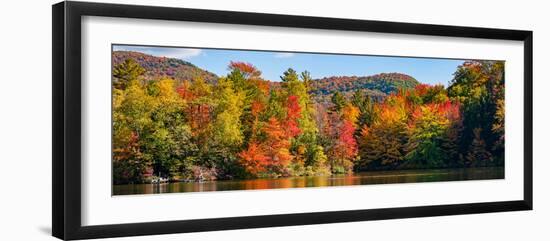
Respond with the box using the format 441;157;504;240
274;52;295;58
113;45;202;60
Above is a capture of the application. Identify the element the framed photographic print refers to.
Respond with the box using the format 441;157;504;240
52;1;533;240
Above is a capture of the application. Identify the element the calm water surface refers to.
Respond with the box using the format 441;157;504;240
113;167;504;195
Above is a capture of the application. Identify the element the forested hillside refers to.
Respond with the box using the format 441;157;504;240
113;51;218;85
309;73;419;103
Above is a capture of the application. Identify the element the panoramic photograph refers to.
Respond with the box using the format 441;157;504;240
111;45;505;195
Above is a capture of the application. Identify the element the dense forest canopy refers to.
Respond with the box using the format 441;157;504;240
112;51;504;184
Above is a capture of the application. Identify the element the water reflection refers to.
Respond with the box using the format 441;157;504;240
113;167;504;196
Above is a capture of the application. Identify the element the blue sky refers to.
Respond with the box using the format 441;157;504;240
113;45;465;86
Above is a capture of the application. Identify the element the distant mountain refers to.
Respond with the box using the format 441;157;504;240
112;51;218;84
113;51;420;103
309;73;420;103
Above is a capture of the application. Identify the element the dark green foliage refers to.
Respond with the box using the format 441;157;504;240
112;58;146;89
466;128;493;167
331;92;347;113
448;61;505;165
351;90;377;128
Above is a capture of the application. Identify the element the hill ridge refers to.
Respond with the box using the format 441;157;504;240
113;51;420;102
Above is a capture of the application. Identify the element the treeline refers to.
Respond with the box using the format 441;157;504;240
112;58;504;184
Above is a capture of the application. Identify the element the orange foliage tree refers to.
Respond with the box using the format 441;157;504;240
285;95;302;138
238;142;268;176
261;117;293;175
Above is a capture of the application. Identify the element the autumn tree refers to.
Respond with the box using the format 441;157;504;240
279;68;326;175
260;117;293;176
212;77;245;147
229;61;262;80
405;104;451;168
329;120;358;173
489;62;505;165
341;103;360;127
112;72;155;183
238;142;268;177
357;95;408;170
112;59;150;183
227;62;269;144
285;95;302;138
112;130;149;184
205;77;247;177
186;75;213;134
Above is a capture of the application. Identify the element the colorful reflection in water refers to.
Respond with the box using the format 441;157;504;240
113;167;504;196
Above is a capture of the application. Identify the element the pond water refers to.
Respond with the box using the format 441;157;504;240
112;167;504;195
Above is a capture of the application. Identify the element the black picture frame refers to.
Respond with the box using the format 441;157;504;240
52;1;533;240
